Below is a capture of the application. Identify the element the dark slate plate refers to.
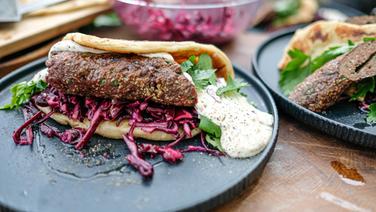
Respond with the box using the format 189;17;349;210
253;30;376;148
0;58;279;212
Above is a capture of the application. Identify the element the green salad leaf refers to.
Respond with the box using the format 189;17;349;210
216;75;249;96
181;54;217;90
0;80;47;110
350;77;375;101
363;37;376;42
367;103;376;123
272;0;300;25
279;42;355;95
205;135;224;152
199;115;223;151
199;115;221;138
273;0;300;18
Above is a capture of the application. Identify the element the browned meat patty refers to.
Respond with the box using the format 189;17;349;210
339;41;376;81
346;15;376;25
289;41;376;112
288;56;351;112
46;51;197;106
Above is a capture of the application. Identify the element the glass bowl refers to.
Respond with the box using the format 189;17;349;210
113;0;261;44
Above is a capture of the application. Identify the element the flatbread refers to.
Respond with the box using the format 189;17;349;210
63;33;234;79
37;106;200;141
279;21;376;69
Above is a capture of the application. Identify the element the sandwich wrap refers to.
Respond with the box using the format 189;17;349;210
39;33;234;141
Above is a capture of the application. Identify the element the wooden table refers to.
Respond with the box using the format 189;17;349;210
2;25;376;211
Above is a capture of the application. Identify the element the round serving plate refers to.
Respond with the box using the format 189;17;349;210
253;30;376;148
0;58;279;212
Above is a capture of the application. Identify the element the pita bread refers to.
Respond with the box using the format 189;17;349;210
37;106;200;141
279;21;376;69
63;33;234;79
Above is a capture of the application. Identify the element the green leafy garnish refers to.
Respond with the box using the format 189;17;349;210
216;75;249;96
279;42;355;95
205;134;224;152
272;0;300;25
350;77;375;101
363;37;376;42
181;54;217;90
367;103;376;123
199;115;223;151
93;12;121;27
199;115;221;138
0;80;47;110
279;49;310;95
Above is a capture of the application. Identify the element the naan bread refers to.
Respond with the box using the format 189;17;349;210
279;21;376;69
37;106;200;141
63;33;234;79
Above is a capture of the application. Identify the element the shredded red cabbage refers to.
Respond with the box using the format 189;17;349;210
12;86;223;177
113;2;237;44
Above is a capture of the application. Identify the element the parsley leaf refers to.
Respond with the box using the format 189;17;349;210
279;42;355;95
199;115;223;152
272;0;300;25
350;77;375;101
274;0;300;18
216;75;249;96
363;37;376;42
0;80;47;110
181;54;217;90
199;115;221;138
205;134;224;152
279;49;310;95
367;103;376;123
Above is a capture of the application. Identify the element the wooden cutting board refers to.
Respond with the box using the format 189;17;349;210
0;3;111;59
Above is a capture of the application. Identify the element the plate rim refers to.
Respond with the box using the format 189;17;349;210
252;29;376;148
0;57;280;211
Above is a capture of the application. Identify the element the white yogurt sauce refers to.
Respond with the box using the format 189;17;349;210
195;81;274;158
48;40;174;61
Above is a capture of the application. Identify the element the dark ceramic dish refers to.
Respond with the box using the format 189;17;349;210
0;58;279;211
253;30;376;148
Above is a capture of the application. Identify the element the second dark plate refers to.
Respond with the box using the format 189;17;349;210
253;30;376;148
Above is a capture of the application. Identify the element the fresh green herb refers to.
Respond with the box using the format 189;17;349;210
279;49;310;95
363;37;376;42
367;103;376;123
350;77;375;101
199;115;223;151
181;54;217;90
205;134;224;152
272;0;300;25
93;12;121;27
310;44;354;71
279;42;355;95
0;80;47;110
199;115;221;138
196;54;212;70
216;75;249;96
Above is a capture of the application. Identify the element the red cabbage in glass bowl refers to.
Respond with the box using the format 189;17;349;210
112;0;261;44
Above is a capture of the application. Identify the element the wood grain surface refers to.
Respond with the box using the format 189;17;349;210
1;25;375;211
0;3;110;59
